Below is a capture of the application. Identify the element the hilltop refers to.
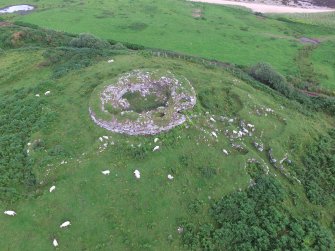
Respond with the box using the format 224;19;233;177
0;22;334;250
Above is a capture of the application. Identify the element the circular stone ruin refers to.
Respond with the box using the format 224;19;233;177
89;69;196;135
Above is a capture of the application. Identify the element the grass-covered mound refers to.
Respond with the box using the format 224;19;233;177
0;25;334;250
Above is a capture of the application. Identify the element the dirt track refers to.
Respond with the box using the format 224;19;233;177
189;0;335;13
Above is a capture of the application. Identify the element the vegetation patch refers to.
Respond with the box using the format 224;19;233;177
0;88;48;202
122;91;167;113
0;24;334;250
294;129;335;205
181;176;334;250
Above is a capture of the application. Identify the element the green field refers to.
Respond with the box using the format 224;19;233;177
1;0;335;249
1;0;335;91
0;23;334;250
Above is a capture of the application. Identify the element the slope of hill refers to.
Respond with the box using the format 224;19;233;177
0;24;334;250
1;0;335;93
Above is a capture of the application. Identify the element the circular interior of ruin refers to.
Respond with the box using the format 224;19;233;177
89;69;196;135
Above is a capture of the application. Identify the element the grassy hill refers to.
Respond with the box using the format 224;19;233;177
1;0;335;93
0;24;334;250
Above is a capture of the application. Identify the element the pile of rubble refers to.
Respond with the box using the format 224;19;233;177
90;70;196;135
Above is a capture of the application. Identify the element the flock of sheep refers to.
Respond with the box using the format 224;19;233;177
3;184;70;247
3;136;174;248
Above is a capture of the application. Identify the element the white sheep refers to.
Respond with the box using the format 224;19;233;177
153;146;160;151
209;117;216;122
35;94;40;97
107;59;114;63
102;170;110;175
60;221;71;228
167;174;174;180
154;138;159;143
223;149;229;155
4;210;16;216
211;131;217;138
44;91;51;96
134;170;141;179
177;226;184;234
53;238;59;247
103;136;109;139
49;185;56;193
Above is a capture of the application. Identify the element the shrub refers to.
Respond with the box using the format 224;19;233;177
42;47;112;78
247;63;335;115
131;146;148;160
296;129;335;205
122;41;145;50
249;62;293;97
181;176;334;250
111;42;127;50
69;33;110;49
13;21;39;29
0;26;73;48
0;88;48;202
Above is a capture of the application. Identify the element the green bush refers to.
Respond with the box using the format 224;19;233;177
0;26;73;48
249;62;293;97
248;62;335;115
111;42;127;50
13;21;40;29
69;33;110;49
43;47;113;78
122;41;145;50
181;176;334;250
0;88;49;202
296;129;335;205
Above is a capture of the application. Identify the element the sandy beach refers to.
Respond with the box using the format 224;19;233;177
189;0;335;13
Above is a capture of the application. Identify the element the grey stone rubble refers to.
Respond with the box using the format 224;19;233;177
253;141;264;152
268;148;277;163
90;70;196;135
